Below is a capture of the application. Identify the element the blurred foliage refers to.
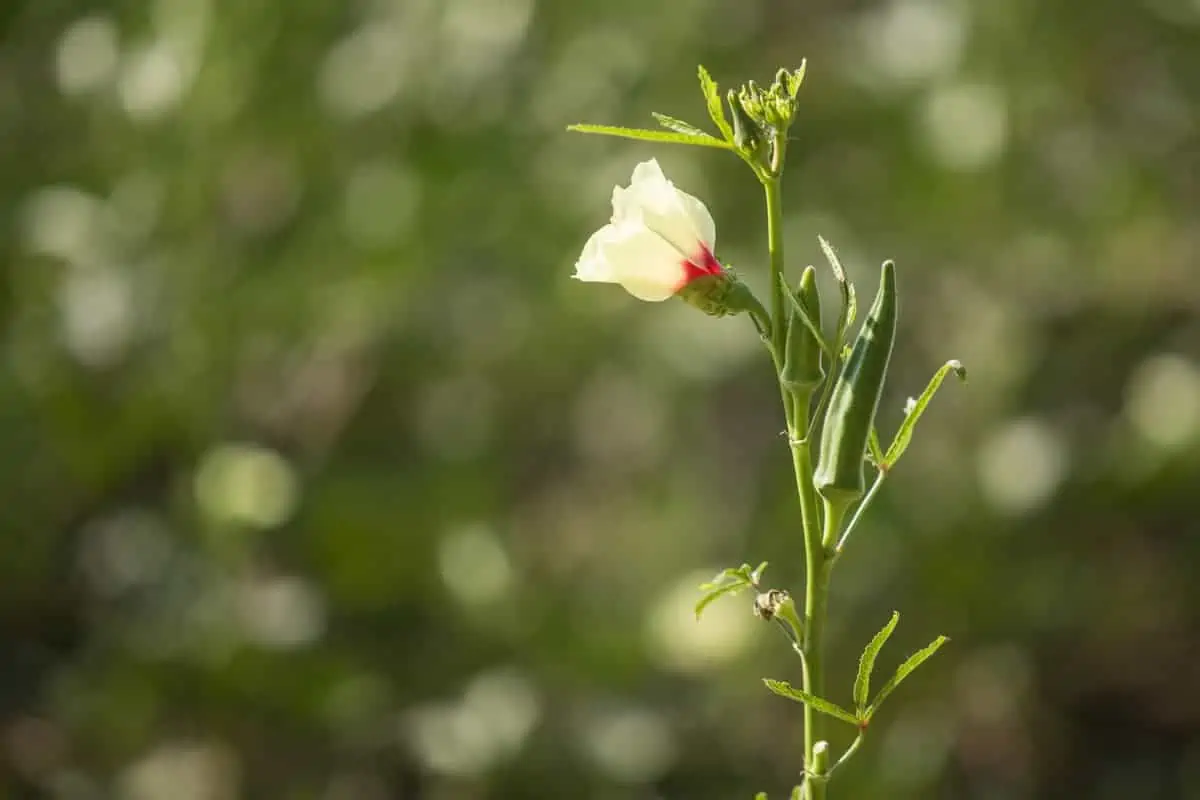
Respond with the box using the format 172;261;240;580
2;0;1199;798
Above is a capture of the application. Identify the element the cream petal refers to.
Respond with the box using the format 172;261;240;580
618;159;714;256
578;160;717;302
599;221;689;302
611;161;669;223
675;188;716;250
574;224;621;283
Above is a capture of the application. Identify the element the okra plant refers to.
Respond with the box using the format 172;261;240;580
569;64;966;799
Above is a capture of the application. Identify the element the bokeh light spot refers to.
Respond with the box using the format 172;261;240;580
438;523;514;607
921;83;1009;171
56;15;120;95
1125;353;1200;451
118;40;188;120
236;575;326;650
403;668;539;776
193;443;299;529
59;266;134;368
580;706;677;784
646;570;755;674
119;741;240;800
859;0;966;87
977;417;1068;514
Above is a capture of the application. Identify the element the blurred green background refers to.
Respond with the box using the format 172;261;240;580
3;0;1199;798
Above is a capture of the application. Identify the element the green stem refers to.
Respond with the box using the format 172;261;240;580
763;168;833;799
800;504;844;800
834;469;887;554
826;732;866;779
765;177;787;356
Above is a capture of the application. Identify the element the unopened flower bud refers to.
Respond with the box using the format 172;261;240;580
724;89;763;154
677;267;760;318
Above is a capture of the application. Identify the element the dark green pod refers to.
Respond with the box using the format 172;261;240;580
781;265;824;393
814;260;898;505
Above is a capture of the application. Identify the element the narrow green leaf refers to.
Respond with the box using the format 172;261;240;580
784;282;834;357
801;238;855;444
694;581;749;619
651;112;716;140
566;122;731;148
785;60;808;97
842;283;858;337
763;679;861;726
566;123;732;149
866;635;950;720
818;235;845;285
751;561;769;583
867;427;885;467
697;65;734;141
853;611;900;714
790;786;803;800
698;563;754;592
818;236;857;354
883;360;967;467
696;564;758;619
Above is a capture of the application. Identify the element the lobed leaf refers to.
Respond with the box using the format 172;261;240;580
867;427;885;467
697;65;734;141
651;112;714;139
784;60;808;97
853;611;900;714
866;635;949;720
763;679;861;726
698;563;754;592
694;582;750;620
883;360;967;467
567;123;732;149
818;235;846;285
784;281;834;357
696;563;762;619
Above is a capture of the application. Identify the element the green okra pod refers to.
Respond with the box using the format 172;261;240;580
814;260;898;505
781;265;824;394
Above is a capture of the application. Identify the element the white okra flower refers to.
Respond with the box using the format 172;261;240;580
574;159;723;302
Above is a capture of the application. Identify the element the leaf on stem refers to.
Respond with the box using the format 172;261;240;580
566;123;732;148
694;583;748;619
867;427;885;467
698;563;758;591
817;236;857;354
697;65;735;141
866;635;950;720
853;611;899;714
784;282;834;357
763;679;861;726
804;236;858;441
651;112;712;138
882;360;967;467
841;284;858;338
695;563;761;619
818;235;846;284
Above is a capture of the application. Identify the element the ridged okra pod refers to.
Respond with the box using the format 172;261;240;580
814;260;898;505
781;265;824;394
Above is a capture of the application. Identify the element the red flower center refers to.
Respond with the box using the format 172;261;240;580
680;245;723;285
